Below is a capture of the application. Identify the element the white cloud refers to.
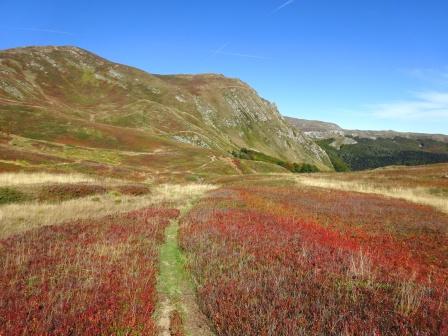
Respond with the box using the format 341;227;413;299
370;91;448;120
404;67;448;86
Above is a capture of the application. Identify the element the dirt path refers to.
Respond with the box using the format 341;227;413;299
155;217;214;336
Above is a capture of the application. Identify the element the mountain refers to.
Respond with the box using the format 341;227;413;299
286;116;448;171
285;117;343;133
0;46;332;180
286;117;448;142
344;130;448;143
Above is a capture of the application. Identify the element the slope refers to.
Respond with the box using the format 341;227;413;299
0;46;332;180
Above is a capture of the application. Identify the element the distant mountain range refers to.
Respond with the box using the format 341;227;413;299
285;117;448;142
286;117;448;171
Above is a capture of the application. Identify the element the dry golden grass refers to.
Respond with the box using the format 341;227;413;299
0;183;216;239
151;183;216;205
0;172;98;186
396;279;424;316
348;251;373;279
296;176;448;214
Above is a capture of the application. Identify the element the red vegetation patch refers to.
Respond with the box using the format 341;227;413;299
38;183;108;201
316;163;448;189
180;187;448;335
0;161;23;173
0;207;179;335
239;187;448;281
117;184;151;196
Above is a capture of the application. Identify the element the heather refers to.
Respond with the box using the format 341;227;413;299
0;207;179;335
181;186;448;335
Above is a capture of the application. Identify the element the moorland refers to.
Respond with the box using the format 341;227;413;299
0;46;447;335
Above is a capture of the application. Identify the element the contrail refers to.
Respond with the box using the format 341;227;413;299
212;43;230;55
272;0;295;14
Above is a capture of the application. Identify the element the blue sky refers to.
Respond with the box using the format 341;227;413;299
1;0;447;134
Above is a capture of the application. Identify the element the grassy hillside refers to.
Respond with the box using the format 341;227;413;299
232;147;319;173
0;46;332;180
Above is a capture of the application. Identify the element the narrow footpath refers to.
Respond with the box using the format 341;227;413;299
155;215;214;336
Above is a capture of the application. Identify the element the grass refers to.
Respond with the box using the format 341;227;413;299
0;172;97;186
180;185;448;335
0;172;152;205
0;183;215;239
0;187;28;205
150;184;216;207
232;147;320;173
3;44;447;335
156;219;189;335
296;176;448;214
154;185;216;336
1;164;447;335
0;207;179;335
158;221;189;298
307;163;448;189
0;178;215;335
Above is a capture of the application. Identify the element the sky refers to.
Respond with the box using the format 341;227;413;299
1;0;447;134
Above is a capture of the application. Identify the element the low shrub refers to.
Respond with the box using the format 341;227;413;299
0;187;28;205
38;183;107;202
180;186;448;335
0;207;180;335
117;184;151;196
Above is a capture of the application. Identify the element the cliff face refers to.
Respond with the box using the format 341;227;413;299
0;46;332;171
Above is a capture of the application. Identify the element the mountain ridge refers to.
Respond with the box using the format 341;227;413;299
0;45;332;180
286;116;448;171
285;116;448;142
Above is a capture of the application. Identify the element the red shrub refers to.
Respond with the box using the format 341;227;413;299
180;187;448;335
0;207;179;335
117;184;151;196
38;183;107;201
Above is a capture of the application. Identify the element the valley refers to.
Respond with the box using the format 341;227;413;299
287;117;448;171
